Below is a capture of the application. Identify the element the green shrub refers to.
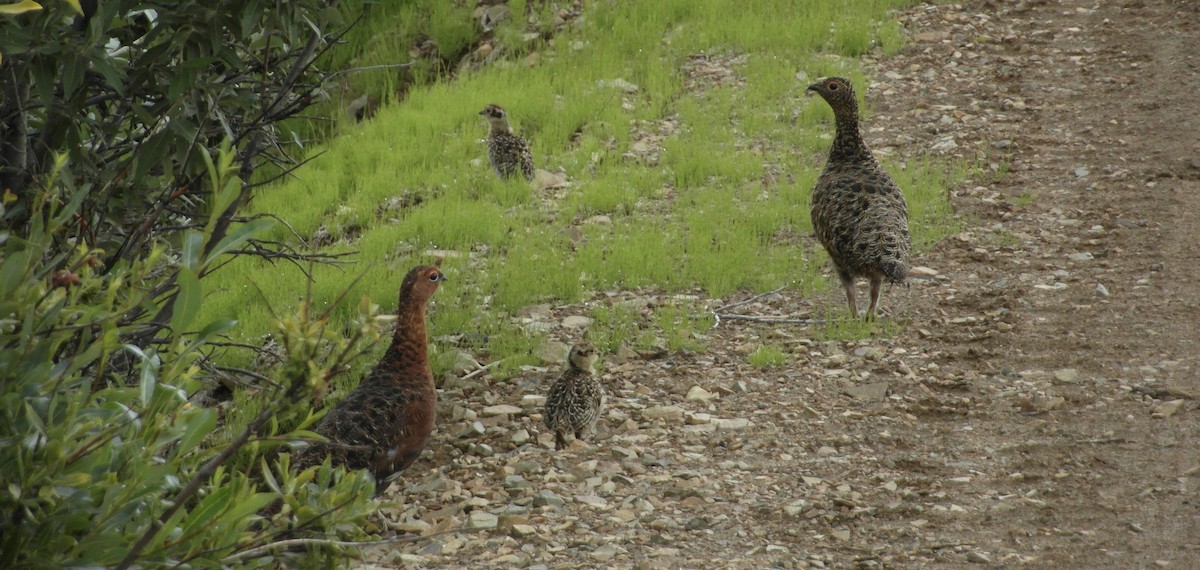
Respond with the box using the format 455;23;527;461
0;155;380;569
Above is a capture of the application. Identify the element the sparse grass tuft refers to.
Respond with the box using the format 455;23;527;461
748;345;789;368
589;305;645;353
655;305;712;352
815;311;903;341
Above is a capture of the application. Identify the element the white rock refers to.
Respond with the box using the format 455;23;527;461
715;418;752;430
575;495;609;508
511;429;530;444
642;405;686;422
532;169;569;191
510;524;537;537
685;386;716;401
562;315;594;328
1053;368;1080;384
391;519;431;533
482;404;522;416
932;136;958;151
1153;399;1184;419
584;215;612;225
590;544;620;561
469;511;498;529
686;412;712;425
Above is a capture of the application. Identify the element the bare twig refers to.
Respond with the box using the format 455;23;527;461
712;286;787;313
461;359;505;381
926;542;976;551
245;150;326;188
1077;437;1128;446
712;313;826;326
324;63;415;82
202;363;281;389
220;526;480;564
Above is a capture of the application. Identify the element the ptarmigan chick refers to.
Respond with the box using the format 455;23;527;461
480;103;535;180
807;77;911;321
293;264;445;496
543;342;602;450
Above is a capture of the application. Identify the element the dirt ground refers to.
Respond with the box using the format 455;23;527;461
360;0;1200;567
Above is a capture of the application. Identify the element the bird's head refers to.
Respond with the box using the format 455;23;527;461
479;103;508;123
567;342;598;372
401;264;446;304
806;76;857;111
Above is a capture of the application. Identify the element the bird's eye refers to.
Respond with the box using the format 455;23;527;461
828;82;839;90
428;272;441;282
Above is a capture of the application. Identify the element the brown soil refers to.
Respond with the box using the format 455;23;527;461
362;0;1200;567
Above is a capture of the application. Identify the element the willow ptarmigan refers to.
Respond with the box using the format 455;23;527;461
807;77;911;321
293;264;445;495
542;342;602;450
479;103;535;180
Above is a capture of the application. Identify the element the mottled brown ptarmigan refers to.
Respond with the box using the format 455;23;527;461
543;342;602;450
293;264;445;496
479;103;535;180
807;77;911;321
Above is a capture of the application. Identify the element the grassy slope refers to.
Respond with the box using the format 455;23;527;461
204;0;960;393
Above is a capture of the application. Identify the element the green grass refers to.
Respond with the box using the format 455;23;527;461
205;0;962;378
748;345;789;368
815;312;904;341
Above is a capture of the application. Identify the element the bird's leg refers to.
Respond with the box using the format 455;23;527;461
555;431;567;451
839;271;858;319
866;276;883;322
574;429;585;443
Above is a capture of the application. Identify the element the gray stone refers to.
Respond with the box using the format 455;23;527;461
533;490;564;507
1053;368;1080;384
468;511;498;529
843;382;890;401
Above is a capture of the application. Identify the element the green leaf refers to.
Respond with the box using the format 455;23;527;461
0;0;42;15
48;187;89;231
195;318;237;342
88;58;126;96
202;218;274;266
133;132;173;182
175;407;215;456
138;353;157;405
225;492;277;523
0;248;33;296
170;267;201;334
212;172;241;223
62;54;86;97
180;231;202;271
199;146;217;202
179;485;233;541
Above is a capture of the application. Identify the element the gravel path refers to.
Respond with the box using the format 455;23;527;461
360;1;1200;567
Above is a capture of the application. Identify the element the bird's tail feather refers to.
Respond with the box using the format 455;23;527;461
882;259;909;285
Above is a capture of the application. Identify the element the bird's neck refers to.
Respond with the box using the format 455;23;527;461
379;299;432;384
490;122;513;136
828;111;873;163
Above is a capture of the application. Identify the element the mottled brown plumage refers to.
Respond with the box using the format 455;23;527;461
293;265;445;495
543;342;602;450
480;103;535;180
807;77;911;321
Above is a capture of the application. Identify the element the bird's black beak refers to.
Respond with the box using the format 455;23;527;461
805;82;821;97
478;109;487;115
